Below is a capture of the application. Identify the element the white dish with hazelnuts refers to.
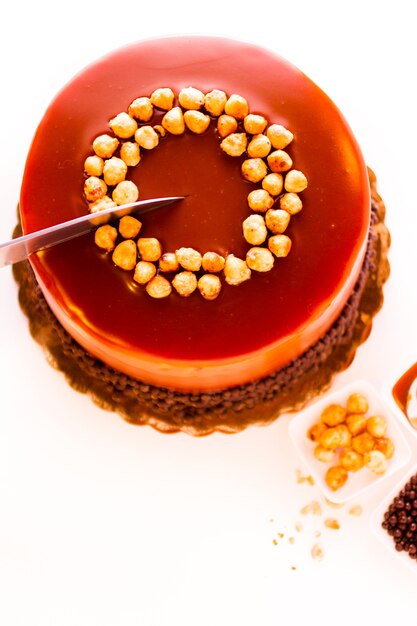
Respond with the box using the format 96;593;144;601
288;381;411;503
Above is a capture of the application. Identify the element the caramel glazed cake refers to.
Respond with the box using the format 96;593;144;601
14;37;390;435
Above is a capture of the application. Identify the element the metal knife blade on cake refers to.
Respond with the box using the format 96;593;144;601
0;196;184;268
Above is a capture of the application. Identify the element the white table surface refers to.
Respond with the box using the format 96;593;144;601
1;1;417;624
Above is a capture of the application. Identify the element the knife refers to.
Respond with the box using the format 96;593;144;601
0;196;184;268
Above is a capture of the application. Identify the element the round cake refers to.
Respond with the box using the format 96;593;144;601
15;36;390;434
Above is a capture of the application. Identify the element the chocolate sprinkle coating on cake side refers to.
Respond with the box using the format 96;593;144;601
13;169;390;435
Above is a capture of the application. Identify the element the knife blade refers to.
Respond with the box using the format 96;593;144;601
0;196;184;268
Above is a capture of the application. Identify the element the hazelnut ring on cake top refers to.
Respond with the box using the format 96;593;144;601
15;36;390;434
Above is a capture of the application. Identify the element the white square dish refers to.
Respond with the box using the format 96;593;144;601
288;380;412;503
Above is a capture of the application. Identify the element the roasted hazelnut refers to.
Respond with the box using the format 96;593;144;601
112;180;139;205
314;445;335;463
374;437;395;459
128;96;154;121
198;274;222;300
94;225;118;251
266;124;294;149
133;261;156;285
184;110;211;134
247;189;274;213
262;173;283;196
242;214;267;245
224;255;251;286
112;240;137;270
202;251;225;273
146;276;172;298
241;158;268;183
346;393;369;414
220;133;248;157
103;157;128;186
247;134;271;158
319;427;342;451
267;150;293;173
321;404;347;427
92;134;119;158
279;193;303;215
175;247;202;271
135;126;159;149
339;448;364;472
84;176;107;202
172;271;198;297
364;450;387;474
150;87;175;110
109;112;138;139
346;413;367;436
307;422;327;442
204;89;227;116
334;425;352;448
159;253;180;273
351;432;375;455
137;238;162;262
119;215;142;239
224;93;249;119
161;107;185;135
366;416;387;438
265;209;290;234
244;114;268;135
325;466;348;491
284;169;308;193
268;234;292;258
217;114;238;138
178;86;205;110
89;195;116;214
84;155;104;177
246;247;274;272
120;141;141;167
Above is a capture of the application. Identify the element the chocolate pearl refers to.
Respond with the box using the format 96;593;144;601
395;543;404;551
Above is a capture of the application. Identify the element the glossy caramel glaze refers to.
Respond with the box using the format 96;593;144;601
393;363;417;415
20;37;370;391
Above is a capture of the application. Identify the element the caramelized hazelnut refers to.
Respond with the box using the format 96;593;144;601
217;114;238;138
325;466;348;491
244;114;268;135
109;112;138;139
112;180;139;205
150;87;175;110
159;253;180;273
241;158;268;183
133;261;157;285
262;173;283;196
175;247;202;272
284;169;308;193
178;86;205;110
161;107;186;135
320;404;347;427
351;432;375;455
204;89;227;117
224;93;249;119
128;97;154;121
84;155;104;176
112;240;137;270
247;189;274;213
346;393;369;414
279;192;303;215
146;275;172;298
366;416;387;438
135;125;159;149
84;176;107;202
265;209;290;234
346;413;367;436
103;157;128;186
198;274;222;300
247;134;271;158
268;234;292;258
184;110;211;134
246;247;274;272
220;133;248;157
94;225;118;251
242;214;267;245
120;141;141;167
224;255;251;286
266;124;294;149
138;238;162;262
92;134;119;158
339;448;364;472
267;150;293;173
119;215;142;239
202;251;225;273
172;271;198;297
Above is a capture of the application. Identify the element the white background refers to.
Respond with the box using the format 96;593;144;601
1;1;417;624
